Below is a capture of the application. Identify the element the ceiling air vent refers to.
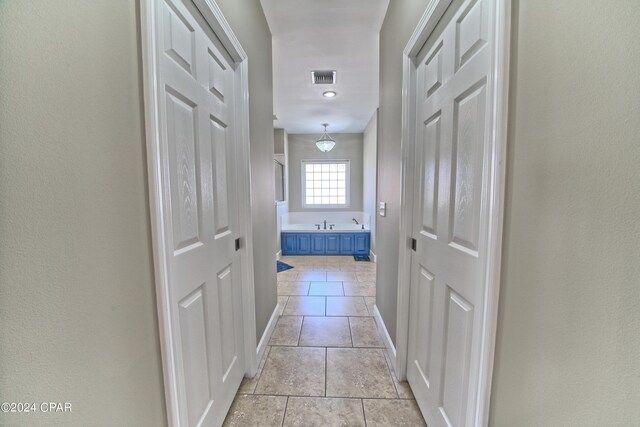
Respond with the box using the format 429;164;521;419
311;70;337;85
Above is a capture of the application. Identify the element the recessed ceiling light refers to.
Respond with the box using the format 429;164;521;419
323;91;337;98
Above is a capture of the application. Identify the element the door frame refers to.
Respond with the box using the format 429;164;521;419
394;0;511;425
140;0;258;425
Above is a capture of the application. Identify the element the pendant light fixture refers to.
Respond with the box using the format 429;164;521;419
315;123;336;153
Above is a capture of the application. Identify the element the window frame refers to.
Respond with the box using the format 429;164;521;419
301;160;350;209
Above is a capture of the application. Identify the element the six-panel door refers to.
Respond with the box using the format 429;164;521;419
407;0;495;426
159;0;245;425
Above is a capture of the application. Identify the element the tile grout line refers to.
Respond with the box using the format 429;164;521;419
381;346;401;399
280;396;289;427
252;346;271;395
361;398;368;427
297;316;304;346
347;316;354;347
324;347;327;397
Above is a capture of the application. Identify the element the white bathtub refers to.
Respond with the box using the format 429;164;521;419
282;223;370;232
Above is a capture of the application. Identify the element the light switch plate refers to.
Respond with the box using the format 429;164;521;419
379;201;386;217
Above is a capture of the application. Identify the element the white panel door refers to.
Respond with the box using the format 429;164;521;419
407;0;493;425
159;0;244;425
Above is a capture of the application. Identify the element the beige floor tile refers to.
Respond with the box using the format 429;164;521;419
349;317;384;347
277;270;299;282
339;263;358;271
255;347;326;396
326;296;369;316
355;262;376;272
277;296;288;315
297;271;327;281
364;297;376;316
278;281;310;296
237;346;271;394
362;399;426;426
299;316;352;347
223;394;287;426
326;348;397;398
283;296;326;316
327;271;357;282
356;272;377;282
343;281;376;297
308;281;344;296
283;397;365;427
269;316;303;346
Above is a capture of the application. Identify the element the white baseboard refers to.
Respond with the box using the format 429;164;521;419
369;250;377;263
255;303;279;373
373;304;396;372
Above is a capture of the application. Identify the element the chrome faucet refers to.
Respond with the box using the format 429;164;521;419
352;218;359;224
323;220;327;230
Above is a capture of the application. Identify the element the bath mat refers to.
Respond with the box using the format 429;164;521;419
277;260;294;272
353;255;370;262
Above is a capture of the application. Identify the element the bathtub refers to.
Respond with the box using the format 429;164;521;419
282;223;370;232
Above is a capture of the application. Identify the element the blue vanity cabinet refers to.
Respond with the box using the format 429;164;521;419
339;234;354;255
281;232;370;256
325;234;340;254
354;233;370;255
311;234;326;254
296;234;311;254
282;233;296;255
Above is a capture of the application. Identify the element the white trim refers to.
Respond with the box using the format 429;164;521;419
395;1;511;426
256;304;280;364
369;250;377;263
373;305;396;373
140;1;257;425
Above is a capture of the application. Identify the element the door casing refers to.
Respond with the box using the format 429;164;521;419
394;0;511;425
140;0;258;425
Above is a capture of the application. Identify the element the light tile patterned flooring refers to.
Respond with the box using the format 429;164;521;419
224;256;426;426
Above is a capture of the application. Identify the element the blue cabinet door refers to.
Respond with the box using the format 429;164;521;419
311;234;325;254
325;234;340;254
282;233;296;255
297;234;311;254
354;233;370;255
340;234;354;255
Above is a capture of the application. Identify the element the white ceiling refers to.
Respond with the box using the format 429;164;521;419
260;0;389;134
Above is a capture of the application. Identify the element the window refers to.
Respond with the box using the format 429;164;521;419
302;160;349;208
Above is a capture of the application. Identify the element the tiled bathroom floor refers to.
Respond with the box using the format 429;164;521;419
223;256;427;426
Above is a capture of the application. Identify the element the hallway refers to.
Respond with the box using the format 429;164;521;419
223;256;426;426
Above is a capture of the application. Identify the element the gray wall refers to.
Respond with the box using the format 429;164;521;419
0;1;276;425
288;133;364;213
216;0;277;342
363;111;378;254
0;2;166;426
490;1;640;425
377;0;430;344
274;128;286;154
378;0;640;425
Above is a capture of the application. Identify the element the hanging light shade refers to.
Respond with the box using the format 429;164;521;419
315;123;336;153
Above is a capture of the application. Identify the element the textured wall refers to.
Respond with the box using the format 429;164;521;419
0;1;166;426
490;1;640;425
377;0;431;344
363;110;378;254
287;133;364;213
216;0;277;341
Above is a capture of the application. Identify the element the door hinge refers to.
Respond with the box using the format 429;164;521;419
235;238;241;252
411;238;417;252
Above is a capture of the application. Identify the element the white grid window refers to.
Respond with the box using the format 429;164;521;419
302;161;349;207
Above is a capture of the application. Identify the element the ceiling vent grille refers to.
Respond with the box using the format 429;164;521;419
311;70;337;85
